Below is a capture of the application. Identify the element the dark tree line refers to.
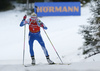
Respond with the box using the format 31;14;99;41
0;0;90;11
0;0;10;10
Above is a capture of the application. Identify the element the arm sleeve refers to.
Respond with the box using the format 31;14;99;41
37;19;48;30
20;19;29;27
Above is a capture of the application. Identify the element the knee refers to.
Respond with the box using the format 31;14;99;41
40;42;45;47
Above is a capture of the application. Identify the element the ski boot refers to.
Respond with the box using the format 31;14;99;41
31;56;35;65
46;56;55;64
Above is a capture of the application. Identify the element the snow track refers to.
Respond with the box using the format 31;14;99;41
0;62;100;71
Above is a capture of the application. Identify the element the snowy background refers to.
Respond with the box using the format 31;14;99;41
0;2;100;71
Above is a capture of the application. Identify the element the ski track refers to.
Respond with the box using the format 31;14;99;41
0;62;100;71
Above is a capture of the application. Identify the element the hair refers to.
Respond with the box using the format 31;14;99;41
31;12;37;16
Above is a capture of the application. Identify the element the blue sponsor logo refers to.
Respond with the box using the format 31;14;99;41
34;2;81;16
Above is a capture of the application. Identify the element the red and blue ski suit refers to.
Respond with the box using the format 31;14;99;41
20;16;49;57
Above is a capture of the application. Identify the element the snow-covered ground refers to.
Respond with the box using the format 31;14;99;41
0;3;100;71
0;61;100;71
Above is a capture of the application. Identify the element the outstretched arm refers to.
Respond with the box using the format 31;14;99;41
20;20;25;27
37;19;48;30
20;15;28;27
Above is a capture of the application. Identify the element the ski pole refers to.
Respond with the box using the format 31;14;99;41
23;24;26;65
43;28;63;64
22;17;33;65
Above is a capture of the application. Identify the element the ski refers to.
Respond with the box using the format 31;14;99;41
24;63;71;67
24;64;36;67
54;63;71;65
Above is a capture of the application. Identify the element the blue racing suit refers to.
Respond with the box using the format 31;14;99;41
20;16;49;57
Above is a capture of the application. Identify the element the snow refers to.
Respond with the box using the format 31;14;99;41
0;61;100;71
0;2;100;71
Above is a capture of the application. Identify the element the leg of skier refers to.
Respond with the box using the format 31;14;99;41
37;33;55;64
29;34;35;65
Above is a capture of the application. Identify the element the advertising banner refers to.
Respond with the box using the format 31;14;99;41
34;2;81;16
